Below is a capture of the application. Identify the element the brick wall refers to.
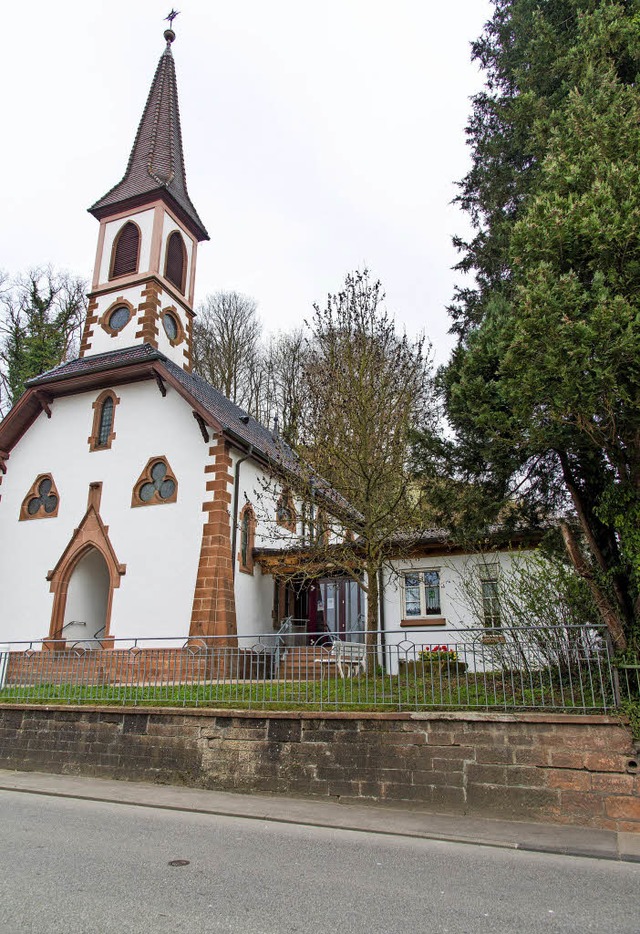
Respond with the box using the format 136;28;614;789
0;707;638;832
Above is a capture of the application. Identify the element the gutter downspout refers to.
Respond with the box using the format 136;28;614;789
378;568;387;674
231;445;254;581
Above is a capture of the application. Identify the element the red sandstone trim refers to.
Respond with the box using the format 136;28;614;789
135;280;162;347
189;437;238;641
79;296;100;356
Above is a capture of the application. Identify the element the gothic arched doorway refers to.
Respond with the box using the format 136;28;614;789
46;483;126;647
61;548;111;646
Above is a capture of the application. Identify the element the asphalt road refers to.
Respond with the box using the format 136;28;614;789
0;790;638;934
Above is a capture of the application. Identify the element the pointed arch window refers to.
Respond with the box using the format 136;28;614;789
239;503;256;574
276;489;297;533
165;231;187;293
88;390;120;452
110;221;140;279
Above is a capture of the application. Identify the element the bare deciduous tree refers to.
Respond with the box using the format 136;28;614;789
265;270;435;652
256;329;308;446
192;292;308;445
192;291;261;409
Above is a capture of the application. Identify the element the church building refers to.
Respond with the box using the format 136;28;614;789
0;25;302;649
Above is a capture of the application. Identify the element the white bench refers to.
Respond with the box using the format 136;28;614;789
316;639;367;678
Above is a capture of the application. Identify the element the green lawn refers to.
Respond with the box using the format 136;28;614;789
0;669;615;713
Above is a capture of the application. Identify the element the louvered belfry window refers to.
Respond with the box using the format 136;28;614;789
165;231;186;292
111;222;140;278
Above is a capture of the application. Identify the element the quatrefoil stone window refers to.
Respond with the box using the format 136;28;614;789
132;457;178;507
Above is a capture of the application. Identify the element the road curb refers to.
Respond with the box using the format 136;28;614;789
0;769;634;863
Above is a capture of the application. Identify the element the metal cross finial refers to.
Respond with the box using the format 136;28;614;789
165;9;180;27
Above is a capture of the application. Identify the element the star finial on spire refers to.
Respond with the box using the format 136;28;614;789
163;10;179;46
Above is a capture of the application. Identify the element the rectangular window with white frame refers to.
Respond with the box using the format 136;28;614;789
479;562;501;628
402;570;442;620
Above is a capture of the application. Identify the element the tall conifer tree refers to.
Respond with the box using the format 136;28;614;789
433;1;640;648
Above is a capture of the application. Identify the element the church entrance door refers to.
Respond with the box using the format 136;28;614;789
61;548;110;647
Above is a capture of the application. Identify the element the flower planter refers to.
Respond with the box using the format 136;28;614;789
399;659;468;678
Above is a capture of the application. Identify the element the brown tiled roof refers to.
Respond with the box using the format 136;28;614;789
27;344;165;384
22;345;356;518
88;39;208;241
28;345;290;463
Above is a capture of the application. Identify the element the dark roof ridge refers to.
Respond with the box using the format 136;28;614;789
26;344;164;386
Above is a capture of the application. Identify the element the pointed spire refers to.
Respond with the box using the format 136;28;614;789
89;26;208;241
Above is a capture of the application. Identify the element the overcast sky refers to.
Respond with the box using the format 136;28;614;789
1;1;493;365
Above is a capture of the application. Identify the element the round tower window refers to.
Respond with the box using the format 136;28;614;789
162;312;179;341
108;306;130;332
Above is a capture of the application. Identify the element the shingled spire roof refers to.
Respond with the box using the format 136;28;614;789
89;29;209;241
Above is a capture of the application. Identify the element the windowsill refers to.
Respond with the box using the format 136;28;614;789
400;617;446;628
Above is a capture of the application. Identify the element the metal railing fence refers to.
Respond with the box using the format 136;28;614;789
0;624;627;713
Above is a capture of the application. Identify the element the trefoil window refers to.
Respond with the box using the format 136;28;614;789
20;474;60;521
132;457;178;507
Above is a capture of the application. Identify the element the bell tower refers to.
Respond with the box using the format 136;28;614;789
79;23;209;370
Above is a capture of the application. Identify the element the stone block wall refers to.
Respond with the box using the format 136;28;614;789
0;706;638;832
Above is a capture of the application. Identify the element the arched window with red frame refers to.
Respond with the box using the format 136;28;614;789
239;503;256;574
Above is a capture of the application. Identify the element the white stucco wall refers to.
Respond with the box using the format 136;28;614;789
87;284;144;357
231;456;280;640
85;280;190;369
381;551;534;670
98;210;155;284
154;288;191;368
0;380;210;644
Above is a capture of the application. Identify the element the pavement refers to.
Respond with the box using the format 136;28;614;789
1;767;639;863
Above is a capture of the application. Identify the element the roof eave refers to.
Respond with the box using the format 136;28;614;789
88;187;209;242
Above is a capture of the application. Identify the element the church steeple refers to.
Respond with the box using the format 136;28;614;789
80;22;207;371
89;27;208;243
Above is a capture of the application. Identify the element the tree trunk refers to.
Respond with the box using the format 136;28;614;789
559;451;635;637
560;521;627;651
365;561;380;672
